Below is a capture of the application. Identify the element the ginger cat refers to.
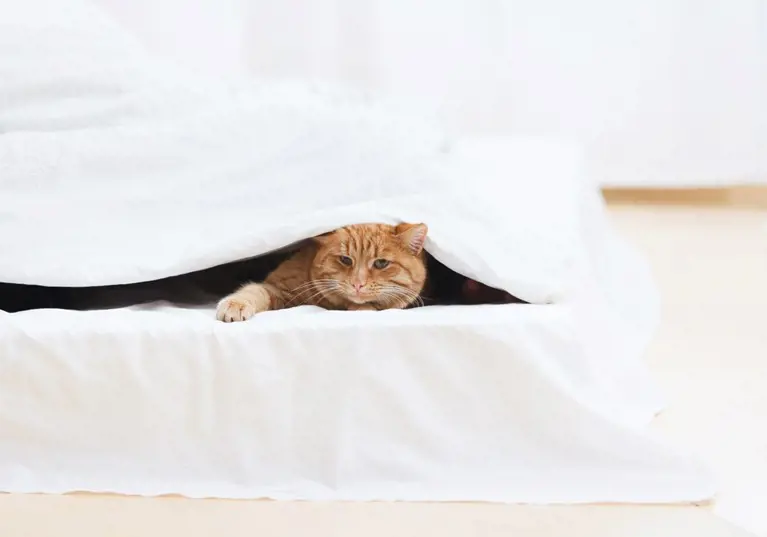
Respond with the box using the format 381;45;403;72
216;222;428;321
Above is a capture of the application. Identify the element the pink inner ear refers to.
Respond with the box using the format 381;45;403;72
398;223;427;254
313;231;333;244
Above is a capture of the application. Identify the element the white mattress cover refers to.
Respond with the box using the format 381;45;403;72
0;302;712;502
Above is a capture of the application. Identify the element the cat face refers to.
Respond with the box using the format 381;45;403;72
310;223;428;309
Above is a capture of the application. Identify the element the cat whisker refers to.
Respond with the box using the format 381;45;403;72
378;292;409;309
287;280;340;306
288;285;335;305
293;289;331;306
289;279;337;295
378;285;424;309
291;278;338;290
287;287;328;303
396;288;424;308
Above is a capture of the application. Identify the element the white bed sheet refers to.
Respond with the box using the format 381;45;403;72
0;303;712;502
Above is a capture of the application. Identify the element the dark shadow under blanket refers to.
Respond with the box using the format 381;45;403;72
0;251;524;313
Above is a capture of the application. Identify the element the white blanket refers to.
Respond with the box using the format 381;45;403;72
0;0;573;304
0;0;714;503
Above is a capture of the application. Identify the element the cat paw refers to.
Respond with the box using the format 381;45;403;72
216;297;261;322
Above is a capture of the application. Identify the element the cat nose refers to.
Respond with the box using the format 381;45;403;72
353;283;364;292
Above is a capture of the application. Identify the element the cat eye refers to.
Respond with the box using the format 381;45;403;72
373;259;390;269
339;255;353;266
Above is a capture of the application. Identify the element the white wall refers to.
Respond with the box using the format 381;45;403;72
96;0;247;78
96;0;767;187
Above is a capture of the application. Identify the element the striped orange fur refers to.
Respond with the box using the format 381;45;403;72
216;223;428;322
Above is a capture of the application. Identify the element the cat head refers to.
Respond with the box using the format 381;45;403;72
310;222;428;309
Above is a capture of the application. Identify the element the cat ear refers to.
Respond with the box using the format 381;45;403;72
312;231;333;245
395;223;428;254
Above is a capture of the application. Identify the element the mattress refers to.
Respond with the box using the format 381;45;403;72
0;0;714;503
0;301;709;502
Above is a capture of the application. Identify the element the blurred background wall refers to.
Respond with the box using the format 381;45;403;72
96;0;767;188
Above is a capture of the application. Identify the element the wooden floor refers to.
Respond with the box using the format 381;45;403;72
0;495;752;537
602;186;767;208
2;190;765;537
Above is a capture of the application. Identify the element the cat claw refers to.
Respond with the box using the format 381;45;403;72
216;298;259;322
